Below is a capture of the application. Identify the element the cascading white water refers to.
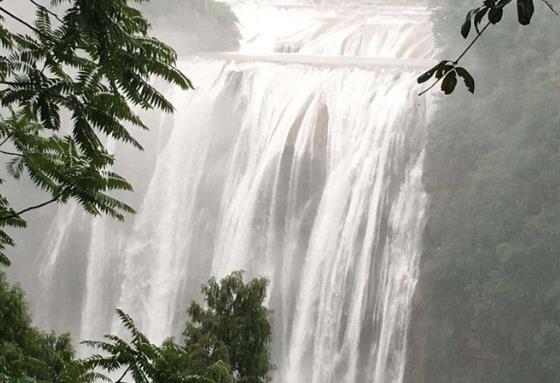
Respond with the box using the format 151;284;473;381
30;1;434;382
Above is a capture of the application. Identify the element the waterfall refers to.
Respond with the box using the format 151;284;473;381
30;1;434;382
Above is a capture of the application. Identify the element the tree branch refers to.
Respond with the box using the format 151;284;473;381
541;0;559;15
0;80;34;87
0;136;11;148
419;21;491;96
455;21;492;64
0;6;52;41
0;149;23;157
0;193;63;221
115;366;131;383
29;0;64;23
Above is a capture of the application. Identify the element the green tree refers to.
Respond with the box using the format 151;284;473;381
85;309;232;383
84;273;272;383
0;0;192;266
184;272;273;383
1;271;273;382
0;271;100;382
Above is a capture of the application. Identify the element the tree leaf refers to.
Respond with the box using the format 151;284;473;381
441;71;458;95
417;62;444;84
462;9;476;38
437;63;455;80
474;7;489;33
456;67;476;93
517;0;534;25
489;7;504;23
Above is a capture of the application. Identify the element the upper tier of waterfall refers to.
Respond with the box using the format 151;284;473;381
222;0;434;59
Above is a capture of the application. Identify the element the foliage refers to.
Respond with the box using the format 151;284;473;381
0;271;101;382
1;272;263;383
85;273;272;382
0;271;273;382
184;272;273;383
0;0;193;266
84;309;232;383
418;0;556;95
406;2;560;382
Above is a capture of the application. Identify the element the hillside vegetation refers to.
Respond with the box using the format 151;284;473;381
406;2;560;382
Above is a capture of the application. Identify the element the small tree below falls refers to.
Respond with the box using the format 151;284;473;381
184;272;273;383
82;272;273;383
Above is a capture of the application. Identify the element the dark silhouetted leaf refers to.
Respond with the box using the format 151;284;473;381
441;71;458;95
437;63;455;80
489;7;504;23
417;64;438;84
475;7;489;33
462;10;476;38
456;67;476;93
418;61;446;84
517;0;534;24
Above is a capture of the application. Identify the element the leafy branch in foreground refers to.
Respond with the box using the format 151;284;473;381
84;309;232;383
418;0;556;95
0;0;193;265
